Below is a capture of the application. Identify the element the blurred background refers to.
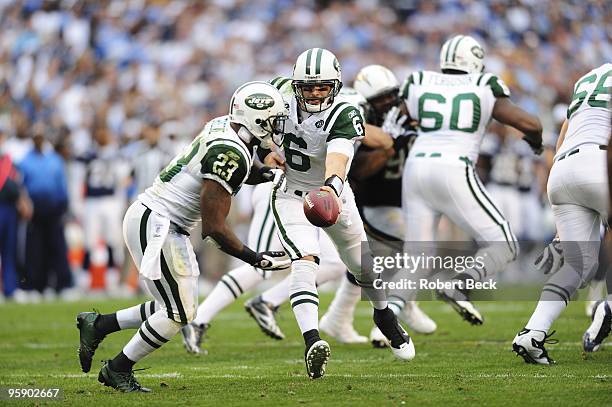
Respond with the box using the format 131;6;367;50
0;0;610;303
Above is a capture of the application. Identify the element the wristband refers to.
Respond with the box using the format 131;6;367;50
324;175;344;197
239;245;259;266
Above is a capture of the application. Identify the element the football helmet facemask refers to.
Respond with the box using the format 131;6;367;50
292;48;343;113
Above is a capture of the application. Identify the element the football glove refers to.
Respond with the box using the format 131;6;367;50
261;167;287;192
254;251;291;271
382;106;408;139
535;238;564;275
523;136;543;155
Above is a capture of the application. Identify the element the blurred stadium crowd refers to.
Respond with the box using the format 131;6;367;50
0;0;610;302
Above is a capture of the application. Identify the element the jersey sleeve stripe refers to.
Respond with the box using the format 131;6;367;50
270;77;284;86
476;74;485;86
417;71;423;85
323;102;350;131
276;78;291;90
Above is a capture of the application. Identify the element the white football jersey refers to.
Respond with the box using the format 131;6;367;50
400;70;510;162
559;63;611;155
270;77;365;192
139;115;253;230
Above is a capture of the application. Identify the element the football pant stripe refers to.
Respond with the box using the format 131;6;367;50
160;252;188;324
470;164;518;257
270;188;302;259
464;162;517;258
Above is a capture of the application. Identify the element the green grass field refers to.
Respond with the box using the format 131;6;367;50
0;295;610;406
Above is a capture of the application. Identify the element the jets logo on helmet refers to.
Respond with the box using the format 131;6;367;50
229;81;288;149
440;35;485;74
292;48;343;113
245;93;276;110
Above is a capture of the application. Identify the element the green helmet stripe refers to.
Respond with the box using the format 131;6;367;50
315;48;323;75
451;35;464;62
444;39;452;63
305;49;313;75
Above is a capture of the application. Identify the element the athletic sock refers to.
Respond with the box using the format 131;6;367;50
122;310;181;364
323;271;362;325
193;264;264;326
303;328;321;350
525;300;566;332
115;301;158;329
289;260;319;334
109;351;135;373
94;313;120;336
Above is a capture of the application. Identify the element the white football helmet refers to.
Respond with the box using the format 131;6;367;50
353;65;400;125
229;81;288;148
292;48;342;113
439;35;485;74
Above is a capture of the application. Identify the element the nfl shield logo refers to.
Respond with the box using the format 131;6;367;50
315;120;324;128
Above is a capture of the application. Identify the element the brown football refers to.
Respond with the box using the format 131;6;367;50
303;189;340;227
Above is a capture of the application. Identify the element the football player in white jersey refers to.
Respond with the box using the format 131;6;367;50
513;63;611;364
75;82;291;392
266;49;415;380
400;35;543;325
180;85;403;354
330;65;437;347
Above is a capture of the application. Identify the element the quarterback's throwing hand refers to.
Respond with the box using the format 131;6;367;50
254;251;291;270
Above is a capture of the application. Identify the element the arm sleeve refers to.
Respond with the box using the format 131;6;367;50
487;75;511;98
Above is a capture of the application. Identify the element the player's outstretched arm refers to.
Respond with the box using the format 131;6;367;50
200;179;289;270
492;97;543;153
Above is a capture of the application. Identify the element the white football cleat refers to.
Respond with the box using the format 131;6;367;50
305;340;331;379
181;322;209;355
244;296;285;340
401;301;437;334
583;300;611;352
319;314;367;344
512;328;557;365
585;300;598;318
438;289;483;325
369;326;388;348
373;308;415;360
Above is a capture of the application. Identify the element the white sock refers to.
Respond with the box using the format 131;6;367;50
193;264;263;325
116;301;159;329
123;310;181;362
260;262;344;308
525;300;566;332
289;260;319;334
323;273;361;325
261;274;291;307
